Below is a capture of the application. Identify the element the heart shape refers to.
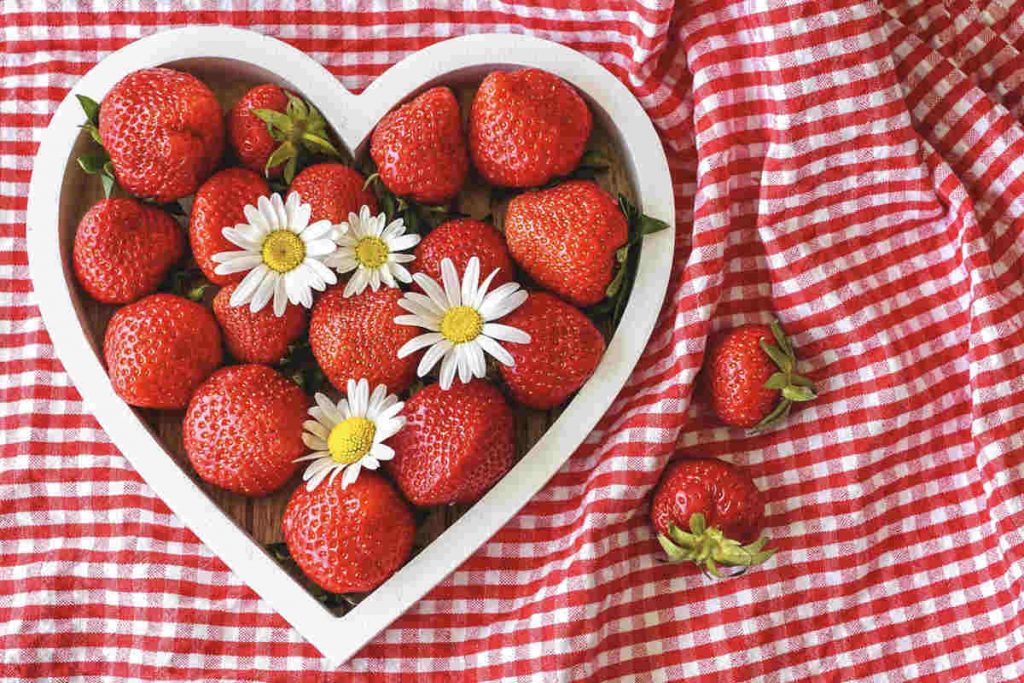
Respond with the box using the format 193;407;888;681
26;26;675;664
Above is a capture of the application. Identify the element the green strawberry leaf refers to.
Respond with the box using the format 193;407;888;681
639;214;670;235
252;108;293;137
302;132;341;159
76;153;108;175
99;173;115;199
763;372;790;390
76;94;100;125
782;385;816;402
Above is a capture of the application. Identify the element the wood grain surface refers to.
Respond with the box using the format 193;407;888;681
72;76;634;589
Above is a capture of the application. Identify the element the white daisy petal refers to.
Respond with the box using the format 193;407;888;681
440;259;461;307
387;234;420;252
470;342;488;378
398;292;445;319
214;253;263;275
294;450;330;463
381;219;407;240
303;420;329;441
314;392;342;425
300;218;333;241
377;401;405;424
379;264;398;288
270;193;288;228
301;431;326;449
415;272;451;311
391;263;413;283
368;268;381;292
361;457;380;471
480;287;529;320
461;257;480;307
306;463;335;491
418;339;453;376
303;456;335;480
251;271;278;313
243;203;272;235
221;227;261;250
374;417;404;443
456;344;472;384
477;334;515;366
390;252;416;264
371;443;395;462
231;264;269;307
439;349;459;389
395;314;439;331
482;322;531;344
305;239;338;257
473;268;501;308
397;332;443;358
327;465;345;487
305;258;338;286
341;462;362;488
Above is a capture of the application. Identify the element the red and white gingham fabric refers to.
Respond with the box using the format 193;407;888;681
4;1;1024;680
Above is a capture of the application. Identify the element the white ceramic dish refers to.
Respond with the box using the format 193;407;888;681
26;26;675;665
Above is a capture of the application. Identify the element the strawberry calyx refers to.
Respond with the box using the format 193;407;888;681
362;172;451;234
75;94;118;198
590;194;670;325
754;320;817;431
252;92;342;184
658;512;775;578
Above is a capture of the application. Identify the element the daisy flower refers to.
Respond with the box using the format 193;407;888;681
395;256;531;390
324;205;420;297
295;378;406;491
212;193;339;316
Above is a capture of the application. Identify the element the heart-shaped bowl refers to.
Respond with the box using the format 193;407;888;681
26;26;675;664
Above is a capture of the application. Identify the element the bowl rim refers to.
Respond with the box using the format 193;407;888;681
26;25;676;665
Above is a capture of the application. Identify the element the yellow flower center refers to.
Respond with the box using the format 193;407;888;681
261;230;305;273
327;417;376;465
354;236;389;268
440;305;483;344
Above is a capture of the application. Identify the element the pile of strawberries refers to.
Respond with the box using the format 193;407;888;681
72;65;673;596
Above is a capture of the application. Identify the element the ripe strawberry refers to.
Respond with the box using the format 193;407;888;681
227;84;341;182
212;283;307;364
99;67;224;202
387;381;514;506
184;364;307;496
469;69;592;188
412;218;514;288
309;285;419;394
72;198;182;304
651;458;774;577
282;471;415;593
189;168;270;285
504;180;628;306
287;163;378;225
370;86;468;204
228;84;289;177
103;293;222;410
705;321;816;429
499;292;604;409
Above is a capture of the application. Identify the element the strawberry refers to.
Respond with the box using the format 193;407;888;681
412;217;514;288
287;163;378;225
504;180;628;306
469;68;592;188
705;321;816;429
103;293;222;410
387;380;514;506
189;167;270;285
370;86;468;204
499;292;605;409
282;471;415;593
227;84;341;182
184;364;307;496
309;285;420;394
72;198;182;304
212;282;307;364
651;458;774;577
99;67;223;202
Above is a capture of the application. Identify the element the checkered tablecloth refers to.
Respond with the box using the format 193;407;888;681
4;1;1024;680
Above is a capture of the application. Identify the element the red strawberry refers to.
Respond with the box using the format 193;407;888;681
309;286;419;394
228;85;341;182
72;198;182;304
469;69;592;188
499;292;604;409
387;380;514;506
412;218;514;288
651;458;774;577
103;293;222;410
228;84;289;177
189;167;270;285
705;321;816;429
184;364;307;496
282;471;415;593
287;163;378;225
99;67;224;202
504;180;627;306
370;86;468;204
212;283;307;364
